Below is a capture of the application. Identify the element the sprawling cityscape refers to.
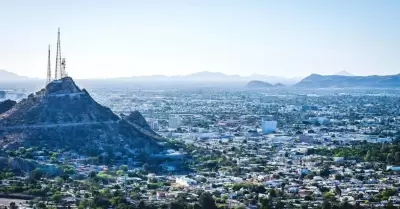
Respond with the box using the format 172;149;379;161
1;1;400;209
1;77;400;209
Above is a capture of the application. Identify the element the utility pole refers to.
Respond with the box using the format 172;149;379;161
46;45;52;85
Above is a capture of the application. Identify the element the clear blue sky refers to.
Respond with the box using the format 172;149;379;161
0;0;399;79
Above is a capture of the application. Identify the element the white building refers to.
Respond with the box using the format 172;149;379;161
149;120;159;131
176;177;197;187
169;116;182;129
261;119;277;134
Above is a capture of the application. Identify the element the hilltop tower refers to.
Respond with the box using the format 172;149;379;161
46;45;52;85
54;28;62;80
61;58;67;77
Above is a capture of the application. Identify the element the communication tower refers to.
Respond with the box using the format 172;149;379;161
61;58;67;77
54;28;62;79
46;45;52;85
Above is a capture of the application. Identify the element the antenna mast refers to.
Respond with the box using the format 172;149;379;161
54;28;62;80
46;45;52;85
61;58;67;77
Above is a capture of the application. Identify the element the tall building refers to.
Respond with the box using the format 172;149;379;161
147;119;160;131
261;119;277;134
168;116;181;129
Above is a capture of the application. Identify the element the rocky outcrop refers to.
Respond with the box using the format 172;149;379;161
0;99;16;114
0;77;167;155
124;111;153;133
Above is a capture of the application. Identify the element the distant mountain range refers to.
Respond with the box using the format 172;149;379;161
113;71;300;85
0;69;29;81
295;73;400;88
2;69;400;88
0;70;300;85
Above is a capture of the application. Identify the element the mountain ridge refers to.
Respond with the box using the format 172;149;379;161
295;73;400;88
0;69;29;81
0;70;300;85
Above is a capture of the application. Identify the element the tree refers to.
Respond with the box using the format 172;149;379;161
281;182;286;191
89;171;97;178
365;150;372;161
199;192;217;209
9;202;18;209
260;198;272;209
52;192;62;203
37;202;47;209
387;153;393;164
142;163;150;171
255;185;267;193
30;168;43;180
324;192;335;200
395;152;400;163
381;143;388;153
119;165;128;172
275;201;284;209
320;166;330;177
322;200;332;209
335;185;342;196
334;174;343;181
169;201;185;209
50;156;57;163
116;170;125;176
339;200;351;209
304;195;312;201
269;189;277;197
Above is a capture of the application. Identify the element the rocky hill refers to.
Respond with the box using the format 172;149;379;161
246;80;273;88
0;100;16;114
274;83;285;87
124;111;153;133
295;73;400;88
0;77;166;155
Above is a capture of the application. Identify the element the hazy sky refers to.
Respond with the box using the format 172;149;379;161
0;0;399;79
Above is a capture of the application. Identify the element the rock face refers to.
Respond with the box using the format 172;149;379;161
0;99;16;114
246;80;273;88
124;111;153;133
295;73;400;88
0;77;164;154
